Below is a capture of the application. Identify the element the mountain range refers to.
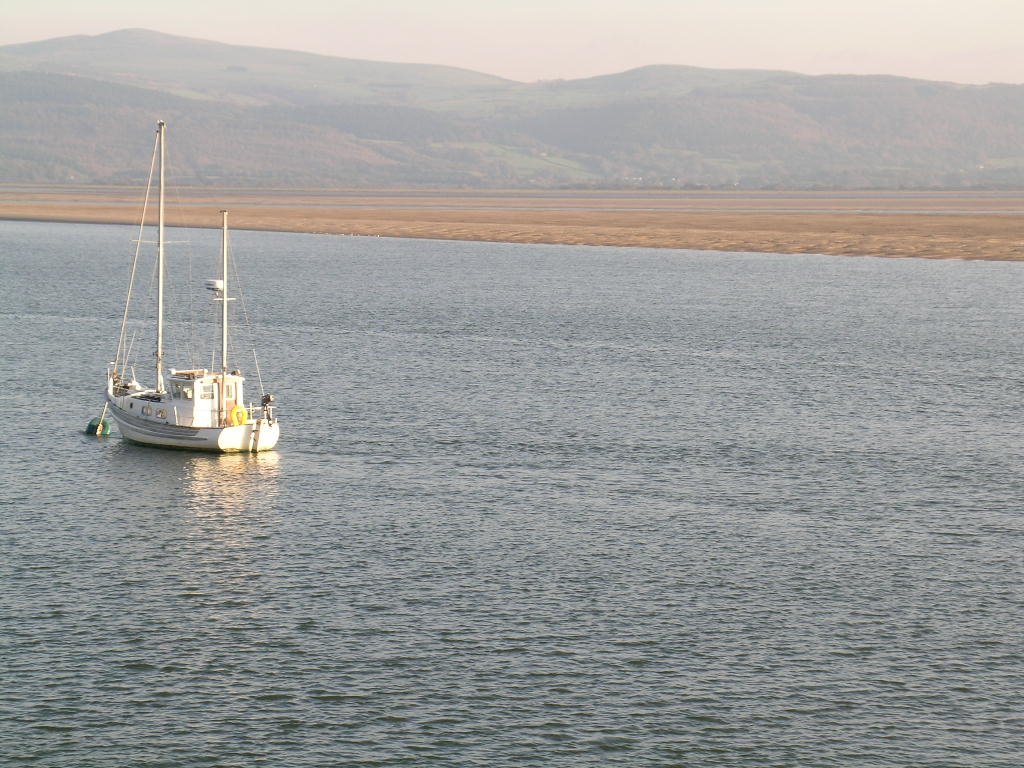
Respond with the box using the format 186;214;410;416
1;29;1023;188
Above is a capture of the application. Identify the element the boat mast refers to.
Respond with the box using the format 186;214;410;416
155;120;166;394
220;209;229;427
221;210;229;376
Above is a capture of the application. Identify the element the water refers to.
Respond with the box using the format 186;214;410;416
1;220;1022;766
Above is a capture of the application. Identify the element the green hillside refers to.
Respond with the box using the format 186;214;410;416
1;29;1022;188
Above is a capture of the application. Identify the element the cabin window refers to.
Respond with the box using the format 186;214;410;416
201;384;215;400
171;382;193;400
225;384;235;399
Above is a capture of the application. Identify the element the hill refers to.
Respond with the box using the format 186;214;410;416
1;29;1023;188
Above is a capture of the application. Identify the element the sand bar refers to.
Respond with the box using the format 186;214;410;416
2;186;1022;260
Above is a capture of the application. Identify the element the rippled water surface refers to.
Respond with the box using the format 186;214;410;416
1;220;1022;766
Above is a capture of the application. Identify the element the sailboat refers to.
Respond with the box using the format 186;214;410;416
102;120;280;452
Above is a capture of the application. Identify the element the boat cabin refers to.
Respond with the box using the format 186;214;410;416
164;368;247;428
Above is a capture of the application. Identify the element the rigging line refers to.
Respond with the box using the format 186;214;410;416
186;221;197;369
146;153;200;368
251;348;266;397
228;241;266;395
115;131;160;375
124;329;138;373
162;169;202;370
165;258;194;370
205;281;221;370
162;171;202;372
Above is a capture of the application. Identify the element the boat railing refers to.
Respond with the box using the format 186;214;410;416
164;402;275;428
245;402;276;422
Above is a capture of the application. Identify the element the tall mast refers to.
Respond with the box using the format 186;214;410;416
155;120;166;394
219;209;229;427
221;210;229;377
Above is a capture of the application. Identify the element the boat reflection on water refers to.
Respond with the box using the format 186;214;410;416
183;451;281;515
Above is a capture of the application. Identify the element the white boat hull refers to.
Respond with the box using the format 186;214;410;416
106;397;280;452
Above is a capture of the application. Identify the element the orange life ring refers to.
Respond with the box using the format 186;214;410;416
229;405;248;426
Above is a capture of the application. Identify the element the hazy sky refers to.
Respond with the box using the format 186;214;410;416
2;0;1022;84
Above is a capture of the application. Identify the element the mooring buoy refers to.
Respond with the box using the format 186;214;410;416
85;417;111;436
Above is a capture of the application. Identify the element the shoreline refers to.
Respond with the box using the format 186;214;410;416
2;187;1022;260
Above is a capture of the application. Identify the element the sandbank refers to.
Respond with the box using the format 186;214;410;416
1;186;1022;261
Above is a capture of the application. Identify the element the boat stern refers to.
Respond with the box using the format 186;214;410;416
216;418;280;452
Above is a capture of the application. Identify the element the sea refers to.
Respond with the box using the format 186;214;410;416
1;219;1021;767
